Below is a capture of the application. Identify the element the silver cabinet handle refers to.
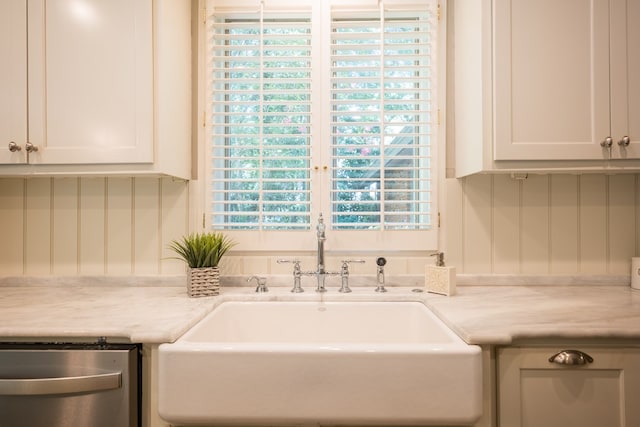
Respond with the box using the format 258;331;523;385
618;136;631;147
0;371;121;396
8;142;22;152
600;136;613;156
548;350;594;366
25;142;39;153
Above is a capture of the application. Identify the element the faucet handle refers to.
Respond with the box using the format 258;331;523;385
338;260;365;293
341;259;365;267
277;259;304;293
247;276;268;293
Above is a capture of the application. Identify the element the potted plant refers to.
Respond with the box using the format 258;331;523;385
169;232;236;297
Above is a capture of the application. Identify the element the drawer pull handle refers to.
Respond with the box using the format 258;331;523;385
0;372;121;396
548;350;594;366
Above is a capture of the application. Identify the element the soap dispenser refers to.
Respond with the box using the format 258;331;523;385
425;252;456;296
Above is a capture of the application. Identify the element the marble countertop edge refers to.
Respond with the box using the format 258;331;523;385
0;279;638;346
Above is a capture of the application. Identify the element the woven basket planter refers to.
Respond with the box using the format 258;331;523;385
187;267;220;297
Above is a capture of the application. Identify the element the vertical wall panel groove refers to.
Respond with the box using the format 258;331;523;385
605;175;611;271
579;175;607;274
23;179;53;275
133;178;162;274
52;178;79;275
608;174;636;274
492;175;520;273
463;174;493;273
549;175;580;274
79;178;106;275
106;178;134;275
521;175;550;274
160;178;190;275
518;179;523;271
0;179;25;275
547;176;552;271
444;177;464;270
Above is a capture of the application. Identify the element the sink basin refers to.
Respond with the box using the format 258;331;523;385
159;300;482;426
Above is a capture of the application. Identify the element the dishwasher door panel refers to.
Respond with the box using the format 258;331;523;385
0;345;139;427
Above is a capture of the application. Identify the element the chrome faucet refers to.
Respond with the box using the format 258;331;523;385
279;213;348;292
316;213;327;291
248;276;268;293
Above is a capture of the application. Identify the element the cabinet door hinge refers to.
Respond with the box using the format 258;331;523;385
437;212;441;228
202;111;206;128
437;109;441;126
202;4;207;24
202;213;206;229
437;2;441;21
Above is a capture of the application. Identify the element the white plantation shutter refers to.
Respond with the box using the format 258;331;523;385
330;5;435;230
209;4;312;230
207;0;439;251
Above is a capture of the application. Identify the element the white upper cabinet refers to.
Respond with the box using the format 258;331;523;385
0;1;28;165
454;0;640;176
493;0;610;161
610;0;640;159
0;0;191;179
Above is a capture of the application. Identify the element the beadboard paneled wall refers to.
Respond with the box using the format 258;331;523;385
0;174;638;277
0;177;189;276
445;174;639;275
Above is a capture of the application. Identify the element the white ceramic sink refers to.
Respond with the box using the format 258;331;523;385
159;300;482;426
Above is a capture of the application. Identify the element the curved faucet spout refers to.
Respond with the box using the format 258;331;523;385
316;214;327;291
317;213;326;275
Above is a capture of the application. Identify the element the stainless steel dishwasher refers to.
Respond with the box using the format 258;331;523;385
0;342;139;427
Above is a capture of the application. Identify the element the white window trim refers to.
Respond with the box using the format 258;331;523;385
195;0;446;254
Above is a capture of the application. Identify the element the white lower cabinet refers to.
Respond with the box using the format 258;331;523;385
497;346;640;427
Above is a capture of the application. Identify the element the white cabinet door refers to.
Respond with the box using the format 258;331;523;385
27;0;153;165
0;0;28;164
498;347;640;427
493;0;611;161
610;0;640;159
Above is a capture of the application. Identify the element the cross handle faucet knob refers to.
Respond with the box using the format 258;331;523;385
248;276;268;293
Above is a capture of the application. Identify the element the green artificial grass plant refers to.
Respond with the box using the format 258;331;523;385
169;232;236;269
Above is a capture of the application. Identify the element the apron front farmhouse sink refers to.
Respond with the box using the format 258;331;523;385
158;300;482;426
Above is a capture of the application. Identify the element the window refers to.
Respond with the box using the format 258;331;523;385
207;0;439;252
210;11;312;230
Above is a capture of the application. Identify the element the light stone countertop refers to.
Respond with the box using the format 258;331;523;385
0;285;219;343
0;279;639;345
426;285;640;345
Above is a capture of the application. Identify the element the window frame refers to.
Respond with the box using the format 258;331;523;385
201;0;444;253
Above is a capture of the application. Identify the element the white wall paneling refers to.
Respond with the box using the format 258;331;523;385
0;175;637;278
461;174;493;273
79;178;106;275
106;178;134;275
0;177;189;277
0;179;25;275
608;175;637;274
448;174;639;275
520;175;550;274
25;179;52;275
52;178;79;275
492;175;520;273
